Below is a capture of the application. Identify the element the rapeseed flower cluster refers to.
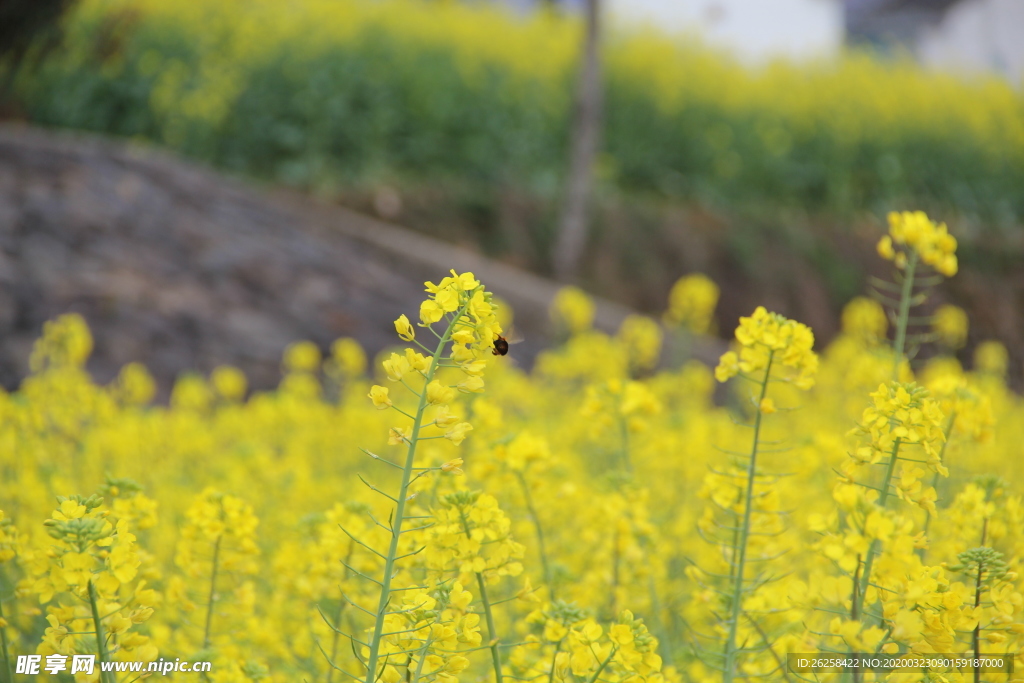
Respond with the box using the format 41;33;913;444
714;306;818;389
877;210;959;277
2;239;1024;683
663;275;719;335
933;304;970;350
24;493;159;673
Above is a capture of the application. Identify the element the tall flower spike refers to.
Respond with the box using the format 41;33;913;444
872;211;959;377
709;308;818;683
353;271;502;683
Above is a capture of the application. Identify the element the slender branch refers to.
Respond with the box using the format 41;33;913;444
920;411;956;557
723;352;773;683
457;509;503;683
585;646;618;683
854;439;901;622
514;471;553;599
203;535;222;651
892;250;919;377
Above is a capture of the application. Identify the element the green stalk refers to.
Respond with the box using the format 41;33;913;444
364;300;472;683
972;521;989;683
409;620;441;683
609;526;620;618
892;250;919;378
0;588;12;683
586;646;618;683
618;416;632;474
327;546;355;683
457;509;503;683
476;575;503;683
647;573;673;666
920;412;956;558
745;613;794;683
87;578;115;683
850;558;862;683
202;535;222;650
546;642;562;683
514;471;553;599
972;559;983;683
723;352;773;683
854;438;901;620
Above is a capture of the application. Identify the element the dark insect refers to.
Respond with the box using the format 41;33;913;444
492;335;510;356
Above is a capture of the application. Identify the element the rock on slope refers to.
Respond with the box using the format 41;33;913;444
0;124;668;393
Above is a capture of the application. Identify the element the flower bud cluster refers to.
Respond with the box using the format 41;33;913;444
877;210;958;277
372;583;479;683
427;491;525;586
518;603;666;683
370;271;500;449
846;382;947;476
27;494;158;663
714;307;818;389
663;274;719;335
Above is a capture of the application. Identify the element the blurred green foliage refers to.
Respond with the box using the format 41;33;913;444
8;0;1024;234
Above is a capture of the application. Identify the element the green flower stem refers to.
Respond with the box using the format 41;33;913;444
723;351;773;683
0;588;12;683
920;412;956;557
457;509;504;683
327;547;354;683
854;438;901;621
476;574;504;683
972;557;984;683
618;416;632;474
202;535;222;650
745;612;794;683
87;578;115;683
326;600;345;683
850;558;862;683
546;642;562;683
647;573;672;666
513;471;553;599
364;299;473;683
410;630;438;683
972;520;990;683
892;250;919;378
609;526;621;618
586;646;618;683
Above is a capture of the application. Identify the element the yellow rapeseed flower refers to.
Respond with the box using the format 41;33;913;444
877;211;958;277
932;304;968;349
663;274;719;334
715;306;818;389
368;385;392;409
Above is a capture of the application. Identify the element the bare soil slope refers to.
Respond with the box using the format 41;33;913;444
1;124;705;393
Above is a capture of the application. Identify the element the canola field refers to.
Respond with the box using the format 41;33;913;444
1;212;1022;682
12;0;1024;222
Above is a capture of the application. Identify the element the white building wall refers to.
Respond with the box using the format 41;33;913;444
917;0;1024;86
605;0;844;63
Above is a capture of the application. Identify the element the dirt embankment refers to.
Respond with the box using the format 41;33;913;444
4;124;1018;396
0;125;726;394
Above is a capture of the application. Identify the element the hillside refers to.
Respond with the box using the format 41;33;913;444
0;124;724;393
